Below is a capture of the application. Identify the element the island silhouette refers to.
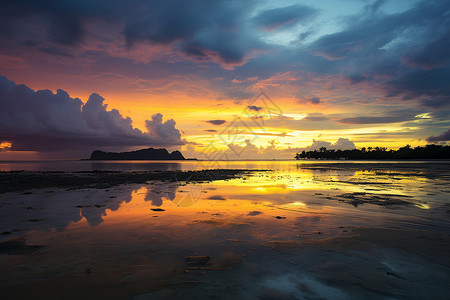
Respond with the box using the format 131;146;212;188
88;147;185;160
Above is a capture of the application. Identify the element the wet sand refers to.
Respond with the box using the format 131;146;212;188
1;162;449;299
0;169;261;194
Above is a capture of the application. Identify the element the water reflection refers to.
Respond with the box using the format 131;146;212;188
1;163;448;239
0;160;184;172
0;181;209;237
3;159;449;173
144;183;177;206
89;162;182;172
1;163;450;299
0;187;133;233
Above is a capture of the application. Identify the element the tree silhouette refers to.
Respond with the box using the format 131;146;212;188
294;144;450;160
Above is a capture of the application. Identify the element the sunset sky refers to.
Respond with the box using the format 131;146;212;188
1;0;449;160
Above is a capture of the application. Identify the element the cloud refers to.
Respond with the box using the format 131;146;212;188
295;94;320;105
123;1;270;67
307;1;430;61
426;129;450;142
183;137;356;160
419;97;450;108
402;30;450;70
3;0;448;111
307;97;320;104
247;105;263;111
386;68;450;108
1;0;449;144
306;0;450;108
333;138;357;150
247;211;262;216
39;46;75;58
218;89;254;101
304;138;356;151
0;0;270;68
303;113;328;121
205;120;226;126
207;195;226;200
145;113;182;145
0;0;105;46
182;139;297;160
337;115;415;124
0;75;184;152
252;5;317;31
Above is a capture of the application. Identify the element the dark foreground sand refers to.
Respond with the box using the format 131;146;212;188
1;163;449;299
0;169;262;194
1;225;449;299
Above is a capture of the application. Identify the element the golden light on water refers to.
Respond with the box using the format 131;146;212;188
64;165;441;234
1;161;449;299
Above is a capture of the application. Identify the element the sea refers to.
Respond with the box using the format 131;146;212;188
1;160;450;299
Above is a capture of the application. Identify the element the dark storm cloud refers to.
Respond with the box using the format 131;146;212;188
419;98;450;109
0;0;109;46
426;129;450;142
0;0;269;67
252;5;317;31
1;0;449;121
180;29;266;65
308;1;446;61
386;68;450;107
205;120;226;126
402;30;450;70
124;1;269;65
306;0;450;107
0;75;184;151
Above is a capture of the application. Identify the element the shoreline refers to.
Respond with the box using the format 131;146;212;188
0;169;264;194
1;163;449;299
2;160;450;193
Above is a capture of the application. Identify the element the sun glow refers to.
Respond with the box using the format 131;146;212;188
0;141;12;150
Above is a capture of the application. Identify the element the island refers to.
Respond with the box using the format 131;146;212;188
295;144;450;160
88;148;186;160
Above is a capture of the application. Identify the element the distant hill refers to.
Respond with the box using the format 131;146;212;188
89;148;185;160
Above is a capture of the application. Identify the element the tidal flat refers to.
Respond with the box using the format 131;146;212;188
0;161;450;299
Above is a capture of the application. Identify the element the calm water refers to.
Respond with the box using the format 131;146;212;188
1;159;449;172
1;161;450;299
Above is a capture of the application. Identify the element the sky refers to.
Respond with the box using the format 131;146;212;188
0;0;449;160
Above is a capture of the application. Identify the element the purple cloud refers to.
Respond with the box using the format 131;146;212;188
205;120;226;125
247;105;263;111
0;75;184;152
426;129;450;142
